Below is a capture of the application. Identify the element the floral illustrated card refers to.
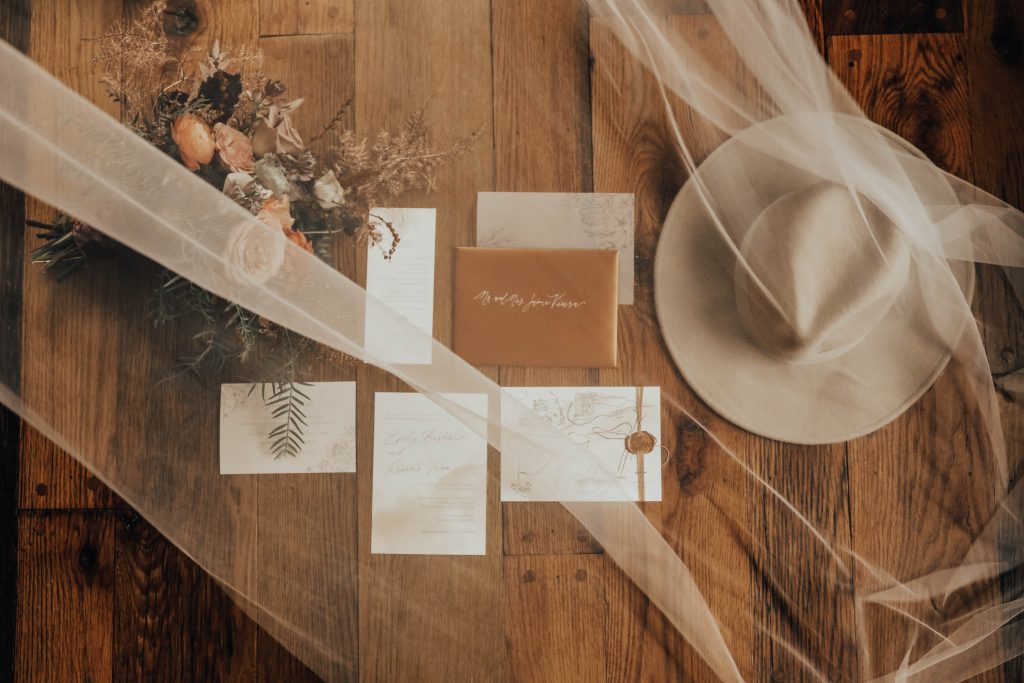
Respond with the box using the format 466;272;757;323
477;192;635;304
371;392;488;555
219;381;357;474
501;386;661;502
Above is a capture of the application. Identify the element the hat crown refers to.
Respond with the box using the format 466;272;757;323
735;183;911;365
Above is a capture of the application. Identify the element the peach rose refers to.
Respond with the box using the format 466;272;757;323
257;196;295;232
171;114;215;171
283;227;314;254
255;195;313;254
213;123;255;173
223;221;286;285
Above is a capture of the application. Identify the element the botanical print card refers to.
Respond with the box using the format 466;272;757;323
220;382;356;475
453;247;618;367
371;392;488;555
501;386;661;502
477;192;635;304
364;207;436;364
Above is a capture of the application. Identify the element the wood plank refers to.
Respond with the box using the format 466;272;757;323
590;15;760;682
592;13;857;680
113;506;259;682
353;0;504;679
0;409;18;683
504;555;607;682
18;423;113;510
831;31;1012;680
799;0;826;54
832;33;971;179
260;34;355;158
967;0;1024;377
256;31;360;682
0;0;30;674
18;0;124;511
966;3;1024;680
824;0;964;36
15;511;114;683
592;15;737;682
492;0;600;556
258;0;354;38
154;0;262;51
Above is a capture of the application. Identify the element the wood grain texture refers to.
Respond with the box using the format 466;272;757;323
256;32;359;683
504;555;607;682
590;15;765;682
353;0;504;680
0;0;30;674
18;423;112;511
592;13;858;681
259;0;353;37
492;0;601;557
15;512;114;683
154;0;261;51
113;508;258;682
832;32;972;178
260;34;355;158
824;0;964;36
831;31;1013;680
966;4;1024;680
17;0;123;512
8;0;1024;681
968;0;1024;376
800;0;826;54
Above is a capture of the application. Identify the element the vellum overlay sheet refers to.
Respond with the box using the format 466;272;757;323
371;393;489;555
219;382;357;474
501;386;662;502
477;192;635;304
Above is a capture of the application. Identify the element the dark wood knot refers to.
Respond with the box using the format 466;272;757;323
78;543;98;570
164;2;200;37
991;15;1022;64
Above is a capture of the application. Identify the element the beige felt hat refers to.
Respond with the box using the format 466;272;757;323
655;115;974;445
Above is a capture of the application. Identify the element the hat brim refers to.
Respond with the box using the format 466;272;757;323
654;114;975;445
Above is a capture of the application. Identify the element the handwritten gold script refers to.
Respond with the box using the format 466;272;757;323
473;290;587;313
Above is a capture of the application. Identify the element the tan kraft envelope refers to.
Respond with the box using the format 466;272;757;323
453;247;618;367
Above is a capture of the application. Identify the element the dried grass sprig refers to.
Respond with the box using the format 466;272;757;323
94;0;173;121
331;108;478;207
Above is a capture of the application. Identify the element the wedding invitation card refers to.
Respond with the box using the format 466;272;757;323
364;207;436;364
501;386;661;502
453;247;618;367
477;192;635;304
219;382;357;474
371;392;489;555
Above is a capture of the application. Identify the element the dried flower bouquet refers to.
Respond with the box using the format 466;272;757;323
29;0;473;378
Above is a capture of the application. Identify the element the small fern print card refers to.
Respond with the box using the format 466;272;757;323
219;381;356;474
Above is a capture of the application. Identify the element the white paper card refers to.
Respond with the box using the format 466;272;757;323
501;386;661;502
364;207;436;364
476;192;635;304
371;392;489;555
220;382;356;474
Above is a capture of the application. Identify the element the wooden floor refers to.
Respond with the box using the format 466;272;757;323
1;0;1023;681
